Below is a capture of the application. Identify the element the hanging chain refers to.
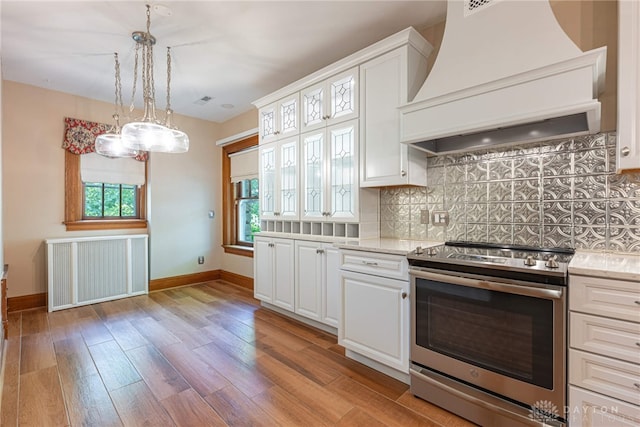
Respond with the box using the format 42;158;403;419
166;47;172;112
114;53;124;115
129;42;140;113
146;4;156;110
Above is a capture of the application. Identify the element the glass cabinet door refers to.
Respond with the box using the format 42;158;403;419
302;131;325;219
259;106;277;143
279;138;298;219
328;68;358;124
279;95;299;137
259;145;276;218
301;83;325;133
328;120;357;220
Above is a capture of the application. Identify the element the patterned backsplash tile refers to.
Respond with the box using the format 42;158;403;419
380;132;640;253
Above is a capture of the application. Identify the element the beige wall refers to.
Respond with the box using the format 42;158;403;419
418;0;618;131
2;81;221;297
219;108;258;141
218;108;258;279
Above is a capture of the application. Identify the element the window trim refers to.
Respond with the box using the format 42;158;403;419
64;150;147;231
222;134;258;257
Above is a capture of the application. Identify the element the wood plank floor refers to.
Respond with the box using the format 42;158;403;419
0;280;476;426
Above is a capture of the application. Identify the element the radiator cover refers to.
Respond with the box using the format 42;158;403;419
46;234;148;311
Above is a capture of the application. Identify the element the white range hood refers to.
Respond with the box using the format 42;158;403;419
399;0;607;155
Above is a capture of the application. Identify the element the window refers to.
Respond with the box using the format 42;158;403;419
64;151;147;231
235;178;259;245
83;183;138;218
222;134;259;257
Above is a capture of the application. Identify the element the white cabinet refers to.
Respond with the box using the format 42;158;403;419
259;94;300;144
301;119;360;222
568;273;640;426
259;136;300;220
339;250;410;374
569;388;640;426
617;0;640;172
294;241;340;327
253;236;294;311
301;68;359;133
359;45;431;187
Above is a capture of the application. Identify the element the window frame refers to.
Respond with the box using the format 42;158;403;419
64;151;148;231
222;134;259;257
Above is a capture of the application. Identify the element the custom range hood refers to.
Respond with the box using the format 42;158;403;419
399;0;606;155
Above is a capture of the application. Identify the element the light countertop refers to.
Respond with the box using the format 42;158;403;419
569;250;640;282
334;238;442;256
255;232;442;256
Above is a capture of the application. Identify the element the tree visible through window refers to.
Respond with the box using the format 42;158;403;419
83;182;138;218
236;178;260;244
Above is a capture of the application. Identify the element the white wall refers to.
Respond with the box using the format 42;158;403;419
2;81;221;297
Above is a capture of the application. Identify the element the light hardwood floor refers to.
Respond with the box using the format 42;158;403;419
0;280;475;426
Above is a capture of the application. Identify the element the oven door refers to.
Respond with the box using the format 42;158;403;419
410;267;566;412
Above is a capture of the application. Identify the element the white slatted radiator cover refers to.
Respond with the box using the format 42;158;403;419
46;234;148;311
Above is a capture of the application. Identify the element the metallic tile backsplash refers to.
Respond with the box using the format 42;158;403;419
380;132;640;253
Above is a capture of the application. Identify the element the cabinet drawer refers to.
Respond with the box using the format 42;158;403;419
569;349;640;406
570;312;640;364
340;250;408;280
570;275;640;323
569;386;640;427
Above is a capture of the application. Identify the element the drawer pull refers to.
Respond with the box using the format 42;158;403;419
363;261;378;266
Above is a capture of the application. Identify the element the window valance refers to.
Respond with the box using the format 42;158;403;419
62;117;148;161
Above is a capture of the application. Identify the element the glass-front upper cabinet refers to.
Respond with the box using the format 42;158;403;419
259;94;300;144
259;136;299;220
301;67;359;133
301;119;358;222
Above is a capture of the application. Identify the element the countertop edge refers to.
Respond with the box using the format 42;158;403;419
568;250;640;282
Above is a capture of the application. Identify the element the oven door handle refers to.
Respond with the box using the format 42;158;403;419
410;269;563;300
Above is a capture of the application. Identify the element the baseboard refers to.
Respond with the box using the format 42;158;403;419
8;292;47;312
7;270;253;311
149;270;221;292
219;270;253;290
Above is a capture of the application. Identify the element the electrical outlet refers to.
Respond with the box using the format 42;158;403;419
431;210;449;226
420;209;429;224
198;256;204;264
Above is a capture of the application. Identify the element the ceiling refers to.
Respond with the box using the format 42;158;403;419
1;1;446;124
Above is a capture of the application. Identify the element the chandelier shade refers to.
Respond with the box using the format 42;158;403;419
121;120;188;153
95;132;139;158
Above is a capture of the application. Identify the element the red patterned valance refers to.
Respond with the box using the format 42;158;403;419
62;117;148;161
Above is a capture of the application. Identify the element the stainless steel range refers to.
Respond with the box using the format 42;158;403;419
408;241;574;427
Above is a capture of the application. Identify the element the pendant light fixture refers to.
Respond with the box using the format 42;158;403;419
95;53;139;158
121;4;189;154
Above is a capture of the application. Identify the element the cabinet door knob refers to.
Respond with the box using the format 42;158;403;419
401;170;407;177
402;292;408;299
621;146;631;157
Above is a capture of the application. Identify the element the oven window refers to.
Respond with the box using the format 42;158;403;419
415;279;554;389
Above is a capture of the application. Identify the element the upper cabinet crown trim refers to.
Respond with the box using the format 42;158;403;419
252;27;433;109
